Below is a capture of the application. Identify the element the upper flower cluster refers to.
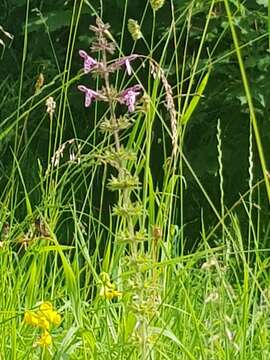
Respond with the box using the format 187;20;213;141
78;50;142;112
77;17;143;114
79;50;139;76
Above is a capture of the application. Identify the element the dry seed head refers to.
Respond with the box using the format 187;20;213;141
51;139;76;167
90;17;116;54
150;60;177;156
69;151;76;162
152;225;162;240
224;315;233;324
128;19;142;41
51;143;66;167
2;222;9;239
35;73;44;93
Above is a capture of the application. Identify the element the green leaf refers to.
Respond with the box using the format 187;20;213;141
181;71;210;125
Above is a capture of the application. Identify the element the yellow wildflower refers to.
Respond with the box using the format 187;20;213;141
38;301;61;326
100;286;122;300
24;303;61;329
36;316;50;330
24;311;40;327
24;301;61;348
24;309;50;330
34;331;52;347
99;273;122;300
39;301;53;311
47;310;61;326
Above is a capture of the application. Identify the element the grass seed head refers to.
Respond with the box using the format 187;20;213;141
150;0;165;11
128;19;142;41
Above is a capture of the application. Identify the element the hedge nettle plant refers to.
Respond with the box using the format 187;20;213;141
77;17;145;249
78;16;175;358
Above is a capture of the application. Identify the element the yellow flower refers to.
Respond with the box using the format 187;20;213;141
36;316;50;330
34;331;52;347
38;302;61;327
24;311;40;327
100;285;122;300
24;301;61;330
99;272;122;300
39;302;53;311
24;309;50;329
24;301;61;349
47;310;61;326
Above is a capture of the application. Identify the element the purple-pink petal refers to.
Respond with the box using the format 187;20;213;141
109;55;139;75
79;50;98;73
119;85;142;112
78;85;99;107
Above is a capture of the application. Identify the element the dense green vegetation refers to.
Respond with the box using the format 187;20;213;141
1;0;270;358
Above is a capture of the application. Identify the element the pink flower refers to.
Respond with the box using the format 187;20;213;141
109;55;139;76
79;50;98;73
78;85;99;107
119;85;142;112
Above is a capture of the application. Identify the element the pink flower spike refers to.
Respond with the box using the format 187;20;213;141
78;85;99;107
119;84;142;112
79;50;98;73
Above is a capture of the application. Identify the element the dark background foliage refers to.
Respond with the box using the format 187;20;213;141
0;0;269;248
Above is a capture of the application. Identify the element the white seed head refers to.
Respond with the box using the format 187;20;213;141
46;96;56;118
